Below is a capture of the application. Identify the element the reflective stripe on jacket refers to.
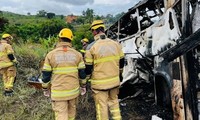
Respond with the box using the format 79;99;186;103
85;33;124;90
0;40;15;69
43;42;85;101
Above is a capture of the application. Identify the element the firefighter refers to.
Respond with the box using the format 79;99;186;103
85;20;125;120
41;28;86;120
0;34;18;96
80;38;89;54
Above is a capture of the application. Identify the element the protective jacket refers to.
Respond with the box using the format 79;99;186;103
0;40;15;69
42;42;86;101
85;33;124;90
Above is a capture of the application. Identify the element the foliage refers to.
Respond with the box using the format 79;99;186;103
0;43;54;120
73;24;93;50
0;42;97;120
82;8;94;23
74;16;85;25
39;36;58;52
1;9;124;44
37;10;47;17
4;18;71;43
0;17;9;32
0;8;128;120
46;12;56;19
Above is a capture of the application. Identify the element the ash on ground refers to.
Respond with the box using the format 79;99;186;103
119;82;173;120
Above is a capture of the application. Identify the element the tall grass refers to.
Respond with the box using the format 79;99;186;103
0;43;95;120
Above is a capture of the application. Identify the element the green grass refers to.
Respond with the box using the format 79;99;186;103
0;43;96;120
1;11;64;25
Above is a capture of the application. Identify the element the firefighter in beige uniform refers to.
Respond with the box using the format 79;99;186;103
0;34;18;96
41;28;86;120
85;20;125;120
80;38;89;54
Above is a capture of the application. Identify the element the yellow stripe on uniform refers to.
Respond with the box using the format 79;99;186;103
43;63;52;71
69;117;75;120
55;112;58;120
119;52;124;58
112;116;121;120
78;62;85;69
96;103;101;120
53;67;78;74
80;79;87;85
93;55;120;64
0;62;13;68
85;58;93;63
91;76;119;85
51;87;80;98
110;108;120;113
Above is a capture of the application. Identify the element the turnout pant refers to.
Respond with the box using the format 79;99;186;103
92;87;122;120
0;66;16;91
52;98;77;120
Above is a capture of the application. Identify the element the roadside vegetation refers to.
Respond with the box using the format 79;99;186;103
0;8;125;120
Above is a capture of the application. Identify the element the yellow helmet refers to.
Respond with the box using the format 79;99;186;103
2;34;13;40
90;20;105;30
81;38;89;43
58;28;73;41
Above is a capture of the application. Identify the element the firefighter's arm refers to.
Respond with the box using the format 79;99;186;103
41;71;52;88
41;71;51;97
78;68;87;95
6;45;18;64
7;54;17;62
84;49;94;80
41;54;52;89
85;64;93;77
78;69;86;84
78;59;87;87
77;54;87;95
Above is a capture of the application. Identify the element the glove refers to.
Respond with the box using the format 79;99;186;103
80;87;86;95
86;75;91;83
43;88;50;97
38;78;43;83
13;59;19;68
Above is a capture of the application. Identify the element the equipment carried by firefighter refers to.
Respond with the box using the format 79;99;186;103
27;75;43;89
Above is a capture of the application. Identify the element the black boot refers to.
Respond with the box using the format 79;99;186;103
4;90;14;97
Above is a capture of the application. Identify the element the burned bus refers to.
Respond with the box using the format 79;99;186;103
106;0;200;119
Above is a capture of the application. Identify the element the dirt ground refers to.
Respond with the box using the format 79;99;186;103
77;82;173;120
120;95;173;120
119;82;173;120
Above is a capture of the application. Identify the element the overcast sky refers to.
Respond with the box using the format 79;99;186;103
0;0;140;16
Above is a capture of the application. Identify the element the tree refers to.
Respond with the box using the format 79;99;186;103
0;11;3;17
0;17;9;32
60;15;64;19
46;12;55;19
37;10;47;17
94;15;103;20
82;8;94;23
27;12;31;16
105;14;115;24
75;16;85;25
85;8;94;23
115;12;125;21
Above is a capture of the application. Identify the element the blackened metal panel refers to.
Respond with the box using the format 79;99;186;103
172;62;181;80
